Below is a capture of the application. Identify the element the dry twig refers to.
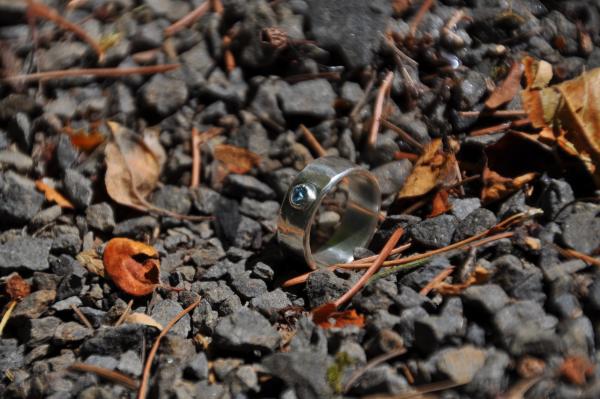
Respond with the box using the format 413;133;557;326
368;72;394;147
409;0;435;36
344;347;407;393
299;124;327;157
114;299;133;327
71;304;94;330
69;363;138;389
137;299;201;399
419;265;455;295
164;1;209;36
190;127;202;188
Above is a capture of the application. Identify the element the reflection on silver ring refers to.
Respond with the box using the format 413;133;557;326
277;156;382;270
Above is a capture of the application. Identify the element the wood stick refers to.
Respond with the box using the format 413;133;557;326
2;64;180;83
368;71;394;147
69;363;138;390
164;1;209;36
190;127;202;188
382;119;424;152
458;109;528;118
299;124;327;157
114;299;133;327
419;265;455;295
409;0;435;36
137;300;200;399
71;304;94;330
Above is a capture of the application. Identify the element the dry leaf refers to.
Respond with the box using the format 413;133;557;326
482;167;537;203
398;138;460;199
103;238;160;296
559;356;595;385
311;302;365;329
428;189;451;218
485;61;523;109
124;312;163;330
35;180;75;209
104;122;165;212
434;265;491;295
213;144;261;175
5;273;31;300
521;57;600;185
76;249;105;277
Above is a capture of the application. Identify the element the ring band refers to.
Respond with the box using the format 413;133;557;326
277;156;382;269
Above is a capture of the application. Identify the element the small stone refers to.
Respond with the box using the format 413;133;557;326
560;316;595;357
435;345;487;384
230;273;268;300
491;255;545;302
222;174;276;200
340;81;364;105
349;364;407;396
234;216;263;249
51;296;82;312
213;308;280;355
371;160;413;196
305;0;391;69
410;215;459;248
53;321;93;344
249;77;287;127
26;317;61;346
81;324;147;356
0;237;52;271
399;256;451;292
150;299;191;338
193;281;242;316
539;178;575;221
453;208;497;241
251;262;275;281
250;289;293;317
0;172;44;225
190;186;221;215
118;350;143;377
63;170;93;209
561;209;600;254
262;351;332;399
38;42;87;71
414;297;466;353
280;79;336;119
0;339;25;374
8;112;32;150
589;277;600;311
85;203;116;232
140;75;188;117
31;205;63;228
85;355;118;370
113;216;159;238
465;348;510;397
150;185;192;215
449;197;482;220
192;300;219;335
462;284;510;314
185;352;209;380
55;134;78;173
305;269;352;308
0;150;33;172
453;70;487;110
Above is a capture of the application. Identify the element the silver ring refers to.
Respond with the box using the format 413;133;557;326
277;156;382;269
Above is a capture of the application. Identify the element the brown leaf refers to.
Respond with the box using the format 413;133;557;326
5;273;31;300
559;356;595;385
434;265;491;295
124;312;163;330
482;166;537;203
76;249;105;277
213;144;261;175
428;189;451;218
398;138;460;199
523;56;553;90
35;180;75;209
485;61;523;109
103;238;160;296
104;122;165;212
311;302;365;329
63;128;105;152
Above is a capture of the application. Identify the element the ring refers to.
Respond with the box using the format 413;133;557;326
277;156;382;269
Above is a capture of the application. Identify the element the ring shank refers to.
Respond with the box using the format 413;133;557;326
277;157;381;269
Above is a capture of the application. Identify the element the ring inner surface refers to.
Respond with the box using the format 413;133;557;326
309;171;379;267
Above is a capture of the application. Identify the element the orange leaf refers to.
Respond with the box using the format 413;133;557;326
560;356;595;385
481;166;537;203
434;265;491;295
35;180;75;209
69;131;105;151
428;189;451;218
311;302;365;329
213;144;261;175
485;61;523;109
103;238;160;296
5;273;31;300
398;138;460;199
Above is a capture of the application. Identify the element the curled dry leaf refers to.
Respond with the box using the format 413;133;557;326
103;238;160;296
485;61;523;109
433;265;491;295
5;273;31;300
76;249;105;277
63;126;105;152
213;144;261;175
559;356;595;385
521;56;600;185
104;122;166;212
482;167;537;203
35;180;75;209
311;302;365;329
428;188;451;218
398;138;460;199
124;312;163;330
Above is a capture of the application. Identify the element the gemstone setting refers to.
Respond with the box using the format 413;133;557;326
289;183;315;210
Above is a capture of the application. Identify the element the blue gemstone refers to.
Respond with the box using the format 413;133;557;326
290;185;308;207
